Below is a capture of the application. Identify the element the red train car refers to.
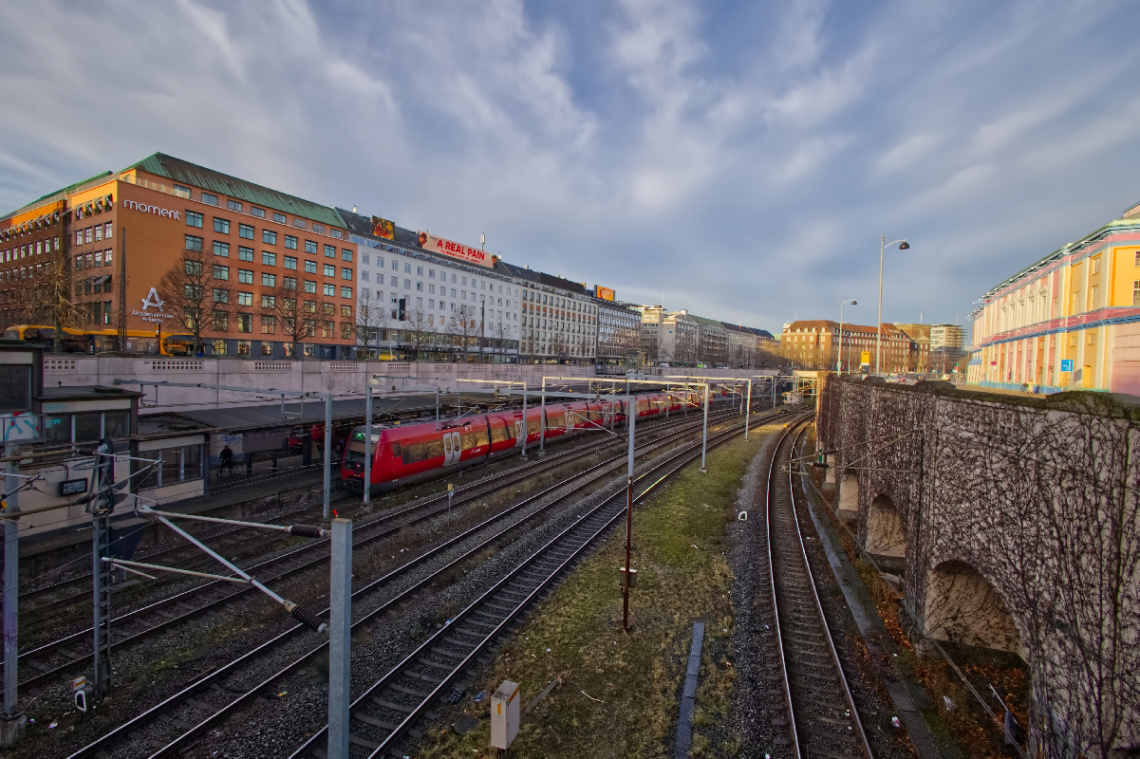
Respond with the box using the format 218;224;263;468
342;389;732;494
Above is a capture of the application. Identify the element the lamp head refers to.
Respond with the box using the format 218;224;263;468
898;240;910;250
851;299;857;306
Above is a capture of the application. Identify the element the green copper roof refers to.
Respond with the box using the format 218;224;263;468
125;153;346;230
2;171;113;221
689;315;727;329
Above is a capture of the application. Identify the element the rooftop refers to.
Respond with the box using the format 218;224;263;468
126;153;347;230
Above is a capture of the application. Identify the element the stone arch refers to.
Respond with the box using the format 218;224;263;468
923;559;1021;655
865;492;907;559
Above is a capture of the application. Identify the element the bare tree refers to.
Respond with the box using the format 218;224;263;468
263;283;326;357
355;289;388;356
157;246;218;355
21;250;81;352
403;306;436;360
447;305;480;362
488;316;514;361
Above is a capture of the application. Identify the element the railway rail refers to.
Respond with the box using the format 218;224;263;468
764;420;874;759
13;402;756;699
65;405;792;759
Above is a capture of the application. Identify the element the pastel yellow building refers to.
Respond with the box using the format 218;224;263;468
969;200;1140;394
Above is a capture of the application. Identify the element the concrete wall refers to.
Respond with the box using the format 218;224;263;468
816;375;1140;757
40;356;775;413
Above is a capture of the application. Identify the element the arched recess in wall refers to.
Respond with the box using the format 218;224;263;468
865;492;907;558
923;559;1022;656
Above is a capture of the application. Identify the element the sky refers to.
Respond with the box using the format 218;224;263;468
3;0;1140;336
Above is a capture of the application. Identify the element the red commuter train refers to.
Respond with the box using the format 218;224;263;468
341;391;705;493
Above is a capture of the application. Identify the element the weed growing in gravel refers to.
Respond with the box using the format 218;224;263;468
417;431;767;759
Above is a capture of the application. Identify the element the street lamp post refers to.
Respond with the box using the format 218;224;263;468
837;299;856;374
876;235;910;375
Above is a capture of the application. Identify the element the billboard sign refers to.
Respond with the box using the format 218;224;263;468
371;217;394;240
416;232;492;268
596;286;615;302
860;351;871;366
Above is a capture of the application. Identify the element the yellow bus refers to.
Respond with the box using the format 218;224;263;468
2;325;207;356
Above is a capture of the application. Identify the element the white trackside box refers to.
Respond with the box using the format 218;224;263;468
490;679;520;750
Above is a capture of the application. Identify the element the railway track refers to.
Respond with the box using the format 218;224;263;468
65;405;791;759
764;420;874;759
12;402;756;697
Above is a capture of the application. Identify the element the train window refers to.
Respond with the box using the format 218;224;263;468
490;422;512;443
461;426;489;449
391;442;401;459
527;417;542;435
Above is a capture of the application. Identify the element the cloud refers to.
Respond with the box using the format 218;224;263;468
3;0;1140;339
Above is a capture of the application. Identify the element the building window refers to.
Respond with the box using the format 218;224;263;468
261;294;276;308
184;259;203;276
263;229;277;245
406;264;412;274
236;340;251;355
341;248;353;262
273;212;287;224
415;281;422;291
262;251;277;266
340;322;352;339
341;286;352;299
283;276;297;290
305;260;317;274
213;338;228;354
173;184;191;199
261;315;276;334
238;246;254;262
304;300;316;313
237;313;252;333
313;223;325;234
362;252;370;265
212;311;228;331
213;264;229;280
238;223;254;239
185;235;203;252
324;263;335;277
186;211;203;228
201;193;218;206
322;321;334;338
214;217;230;234
213;241;230;257
1091;256;1101;275
238;291;252;306
340;304;352;318
284;255;297;270
284;235;298;250
361;271;369;282
212;287;229;303
1134;280;1140;306
304;280;316;293
262;273;276;287
227;199;242;212
331;229;342;239
261;342;273;356
251;206;265;219
323;243;335;257
323;283;335;296
294;218;306;229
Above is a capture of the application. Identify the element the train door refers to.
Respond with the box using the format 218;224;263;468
514;419;525;447
602;401;614;428
442;431;462;465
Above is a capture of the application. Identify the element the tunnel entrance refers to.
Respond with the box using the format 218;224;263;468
865;493;907;559
923;560;1021;655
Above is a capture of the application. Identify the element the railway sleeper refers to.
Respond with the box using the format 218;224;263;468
353;712;400;731
371;697;415;713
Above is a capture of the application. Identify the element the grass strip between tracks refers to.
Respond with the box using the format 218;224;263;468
416;421;786;759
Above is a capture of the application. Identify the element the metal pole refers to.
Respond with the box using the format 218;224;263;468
2;444;19;725
323;394;332;520
539;378;546;456
520;384;528;460
838;302;845;375
744;379;751;441
700;384;709;472
363;383;372;507
327;518;352;759
622;395;635;633
435;388;440;430
876;234;885;375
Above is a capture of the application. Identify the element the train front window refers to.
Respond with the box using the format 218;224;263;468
344;443;367;465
